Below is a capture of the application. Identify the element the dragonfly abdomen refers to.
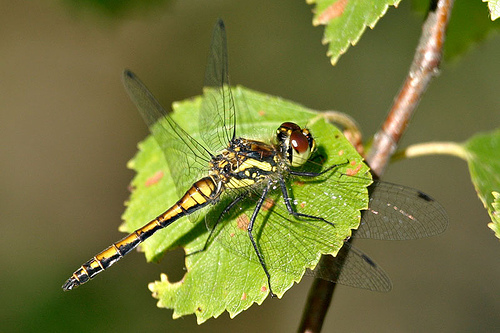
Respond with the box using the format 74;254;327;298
62;177;218;291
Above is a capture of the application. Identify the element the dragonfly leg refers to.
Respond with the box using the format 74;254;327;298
278;178;335;227
289;160;349;177
186;194;246;256
247;181;276;298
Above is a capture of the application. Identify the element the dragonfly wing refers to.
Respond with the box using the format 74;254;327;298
310;242;392;292
122;70;212;197
199;19;236;152
308;242;392;292
356;181;449;240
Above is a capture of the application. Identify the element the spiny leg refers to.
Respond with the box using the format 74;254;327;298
247;181;276;297
278;178;335;227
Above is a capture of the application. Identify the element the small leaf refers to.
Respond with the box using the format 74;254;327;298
463;129;500;240
121;86;371;322
308;0;402;65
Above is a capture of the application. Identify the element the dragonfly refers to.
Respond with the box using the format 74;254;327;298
62;20;448;297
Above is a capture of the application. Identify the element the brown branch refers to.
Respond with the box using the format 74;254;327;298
298;0;455;332
366;0;454;176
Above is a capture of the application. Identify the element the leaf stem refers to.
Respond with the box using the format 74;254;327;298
392;141;468;161
313;111;364;155
298;0;455;332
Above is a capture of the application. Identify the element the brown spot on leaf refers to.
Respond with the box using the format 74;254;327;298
237;214;250;231
262;198;276;211
258;110;266;116
338;150;344;156
241;292;247;300
145;170;164;187
346;163;362;176
315;0;348;25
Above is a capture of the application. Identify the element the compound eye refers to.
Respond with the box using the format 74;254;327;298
290;131;309;154
289;130;313;167
280;122;301;131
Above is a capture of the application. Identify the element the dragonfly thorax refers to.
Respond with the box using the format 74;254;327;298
209;137;280;190
208;122;316;191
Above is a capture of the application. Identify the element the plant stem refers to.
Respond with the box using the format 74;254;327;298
298;0;455;332
366;0;455;176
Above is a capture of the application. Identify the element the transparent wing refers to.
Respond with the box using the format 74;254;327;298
122;70;213;196
356;181;449;240
310;242;392;292
199;19;236;152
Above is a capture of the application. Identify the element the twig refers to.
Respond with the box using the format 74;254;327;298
298;0;455;332
367;0;455;176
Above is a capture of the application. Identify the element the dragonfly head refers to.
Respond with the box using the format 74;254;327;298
276;122;316;167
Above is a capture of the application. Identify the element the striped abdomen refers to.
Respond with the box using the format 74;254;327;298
62;177;217;291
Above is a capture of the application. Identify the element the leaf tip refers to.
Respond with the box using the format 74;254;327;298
488;191;500;239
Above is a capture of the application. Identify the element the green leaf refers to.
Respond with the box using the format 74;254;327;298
308;0;401;65
463;129;500;240
121;86;371;322
412;0;500;61
483;0;500;21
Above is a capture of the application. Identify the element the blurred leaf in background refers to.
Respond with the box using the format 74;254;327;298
63;0;170;16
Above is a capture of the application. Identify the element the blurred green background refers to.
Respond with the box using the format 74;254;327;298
1;1;499;332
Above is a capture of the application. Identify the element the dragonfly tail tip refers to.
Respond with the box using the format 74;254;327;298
62;277;79;291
